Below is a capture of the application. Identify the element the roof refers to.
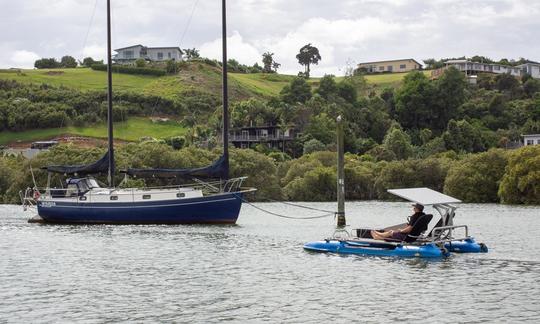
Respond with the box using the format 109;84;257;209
114;45;182;52
517;62;540;67
387;187;462;205
357;58;423;67
522;134;540;137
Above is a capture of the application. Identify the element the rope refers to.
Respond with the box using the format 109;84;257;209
234;194;335;220
261;199;335;214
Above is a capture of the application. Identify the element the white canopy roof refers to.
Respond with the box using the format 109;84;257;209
387;187;461;205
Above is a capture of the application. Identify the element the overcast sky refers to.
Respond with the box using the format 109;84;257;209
1;0;539;76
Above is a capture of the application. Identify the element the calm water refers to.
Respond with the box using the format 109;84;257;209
1;202;539;323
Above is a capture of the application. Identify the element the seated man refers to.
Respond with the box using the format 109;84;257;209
371;203;426;241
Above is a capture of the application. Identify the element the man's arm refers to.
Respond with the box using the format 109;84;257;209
398;225;413;234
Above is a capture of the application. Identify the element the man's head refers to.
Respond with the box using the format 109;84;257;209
412;203;424;212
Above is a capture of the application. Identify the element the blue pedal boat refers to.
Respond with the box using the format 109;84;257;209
304;188;488;258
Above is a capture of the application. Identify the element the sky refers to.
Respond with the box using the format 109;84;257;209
1;0;539;76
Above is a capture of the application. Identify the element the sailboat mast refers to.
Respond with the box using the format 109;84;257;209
221;0;230;180
106;0;115;187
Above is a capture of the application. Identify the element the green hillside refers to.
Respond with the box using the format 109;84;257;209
0;117;186;145
0;65;428;98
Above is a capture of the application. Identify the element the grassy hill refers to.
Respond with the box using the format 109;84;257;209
0;64;429;98
0;117;187;146
0;64;430;145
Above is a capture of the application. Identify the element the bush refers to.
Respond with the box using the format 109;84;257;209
34;58;61;69
90;64;166;76
498;145;540;204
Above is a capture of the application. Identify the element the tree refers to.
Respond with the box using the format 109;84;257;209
444;149;508;202
60;55;77;68
394;71;436;130
296;43;321;78
272;61;281;73
523;78;540;98
442;119;485;153
303;138;326;154
183;48;200;60
279;77;312;104
498;145;540;204
135;58;146;68
34;58;60;69
382;126;413;160
315;75;338;100
262;52;277;73
166;60;178;74
82;57;98;67
434;67;467;129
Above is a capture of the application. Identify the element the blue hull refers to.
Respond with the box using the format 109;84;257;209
37;193;243;224
445;238;488;253
303;240;448;258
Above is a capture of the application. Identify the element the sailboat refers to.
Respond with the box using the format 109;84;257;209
28;0;255;224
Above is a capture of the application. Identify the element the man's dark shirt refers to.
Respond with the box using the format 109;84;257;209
408;211;426;227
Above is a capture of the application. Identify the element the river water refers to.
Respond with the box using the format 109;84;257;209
1;202;539;323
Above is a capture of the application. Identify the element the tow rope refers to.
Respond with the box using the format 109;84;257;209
234;194;336;220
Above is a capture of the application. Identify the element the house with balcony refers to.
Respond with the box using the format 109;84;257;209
229;125;297;151
357;58;422;74
523;134;540;146
113;44;183;63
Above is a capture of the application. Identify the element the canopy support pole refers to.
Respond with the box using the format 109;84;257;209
336;115;346;227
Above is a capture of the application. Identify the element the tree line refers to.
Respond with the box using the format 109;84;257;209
0;143;538;204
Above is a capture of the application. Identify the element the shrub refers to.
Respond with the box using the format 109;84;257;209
90;64;166;76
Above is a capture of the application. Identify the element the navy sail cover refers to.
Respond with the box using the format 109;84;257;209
42;152;110;175
124;155;229;179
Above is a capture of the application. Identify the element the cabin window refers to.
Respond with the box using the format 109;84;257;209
177;193;186;198
79;196;87;201
400;64;406;69
168;52;171;58
378;66;384;71
157;52;163;60
494;65;500;71
387;65;393;72
526;139;534;145
143;195;151;200
110;196;118;201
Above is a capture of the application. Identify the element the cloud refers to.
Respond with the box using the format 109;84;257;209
199;31;261;65
9;50;40;68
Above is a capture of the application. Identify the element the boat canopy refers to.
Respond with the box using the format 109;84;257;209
123;154;229;179
387;187;461;205
42;152;110;175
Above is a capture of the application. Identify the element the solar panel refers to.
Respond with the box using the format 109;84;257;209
387;187;462;205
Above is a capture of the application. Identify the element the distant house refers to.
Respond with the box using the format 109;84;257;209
357;59;422;73
229;125;297;151
518;62;540;79
523;134;540;146
437;60;540;80
114;45;183;63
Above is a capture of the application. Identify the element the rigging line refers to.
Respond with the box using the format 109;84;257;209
234;194;335;220
179;0;200;46
81;0;99;59
261;199;335;214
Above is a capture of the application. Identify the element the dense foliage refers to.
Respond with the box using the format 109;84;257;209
91;63;166;76
1;144;538;204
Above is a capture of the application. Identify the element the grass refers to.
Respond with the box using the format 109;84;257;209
0;117;187;145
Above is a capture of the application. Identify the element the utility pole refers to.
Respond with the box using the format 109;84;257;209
336;115;346;227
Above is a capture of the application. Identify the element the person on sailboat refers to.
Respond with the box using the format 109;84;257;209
370;203;426;241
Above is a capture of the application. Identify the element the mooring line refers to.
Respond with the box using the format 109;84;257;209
234;194;335;220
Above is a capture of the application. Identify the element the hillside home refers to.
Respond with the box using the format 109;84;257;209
523;134;540;146
444;60;524;77
518;62;540;79
357;59;422;73
114;45;183;63
229;125;296;151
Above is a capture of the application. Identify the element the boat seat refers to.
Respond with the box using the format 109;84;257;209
384;214;433;243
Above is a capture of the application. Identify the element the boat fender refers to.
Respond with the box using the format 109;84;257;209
479;243;488;253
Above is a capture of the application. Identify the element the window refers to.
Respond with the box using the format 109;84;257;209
400;64;406;69
79;196;87;201
378;66;384;71
124;50;134;59
493;65;500;71
157;52;163;60
142;195;151;199
526;139;534;146
177;192;186;198
168;52;171;59
110;196;118;201
387;65;393;72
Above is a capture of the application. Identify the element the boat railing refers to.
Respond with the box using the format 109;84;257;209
33;176;250;202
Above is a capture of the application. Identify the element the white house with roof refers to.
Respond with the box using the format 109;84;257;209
114;45;183;63
519;62;540;79
523;134;540;146
443;60;540;79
